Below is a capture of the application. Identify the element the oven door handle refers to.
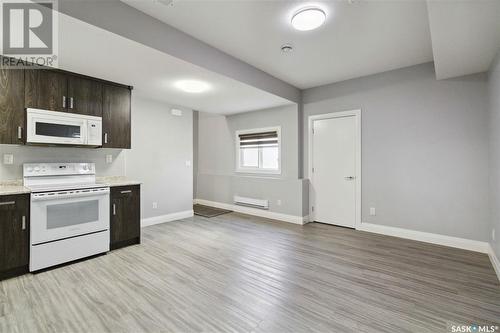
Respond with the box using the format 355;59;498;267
31;188;110;201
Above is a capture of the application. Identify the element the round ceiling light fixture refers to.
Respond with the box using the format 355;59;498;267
291;7;326;31
174;79;211;93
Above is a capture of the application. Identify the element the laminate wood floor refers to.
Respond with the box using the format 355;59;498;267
1;213;499;333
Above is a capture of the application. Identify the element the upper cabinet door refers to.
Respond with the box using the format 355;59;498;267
102;84;131;149
25;69;67;112
0;57;25;144
67;76;103;117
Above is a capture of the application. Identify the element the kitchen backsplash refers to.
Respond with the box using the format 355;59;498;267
0;145;126;180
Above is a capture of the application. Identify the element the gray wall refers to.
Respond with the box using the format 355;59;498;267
127;96;193;219
303;63;490;241
0;95;194;221
193;111;199;198
196;105;308;217
489;50;500;258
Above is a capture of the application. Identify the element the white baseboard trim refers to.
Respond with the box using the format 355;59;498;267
488;244;500;282
358;222;490;253
141;210;194;228
194;199;308;225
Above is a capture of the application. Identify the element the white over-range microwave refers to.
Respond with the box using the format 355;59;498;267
26;108;102;147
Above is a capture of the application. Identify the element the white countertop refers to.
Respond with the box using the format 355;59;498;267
96;176;142;187
0;180;31;196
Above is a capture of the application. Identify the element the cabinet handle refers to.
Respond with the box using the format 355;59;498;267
0;201;15;206
63;96;67;108
113;203;116;216
22;216;26;230
17;126;22;139
104;133;108;144
120;190;132;194
69;97;74;109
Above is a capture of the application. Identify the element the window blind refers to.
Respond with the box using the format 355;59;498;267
239;131;278;148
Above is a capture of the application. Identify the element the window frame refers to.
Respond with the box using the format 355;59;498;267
235;126;282;175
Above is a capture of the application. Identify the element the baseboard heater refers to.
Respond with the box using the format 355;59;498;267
233;195;269;210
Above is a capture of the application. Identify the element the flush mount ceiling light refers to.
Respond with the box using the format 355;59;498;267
291;7;326;31
174;80;211;93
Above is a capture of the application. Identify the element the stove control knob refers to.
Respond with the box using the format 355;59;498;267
34;167;40;172
27;167;33;172
83;165;88;171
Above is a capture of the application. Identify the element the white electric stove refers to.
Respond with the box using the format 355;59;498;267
24;163;110;271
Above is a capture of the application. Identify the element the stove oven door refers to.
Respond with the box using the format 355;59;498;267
30;188;110;245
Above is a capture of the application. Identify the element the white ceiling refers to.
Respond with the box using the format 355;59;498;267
427;0;500;80
58;13;292;114
122;0;434;89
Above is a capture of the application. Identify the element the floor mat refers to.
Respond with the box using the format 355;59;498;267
193;204;232;218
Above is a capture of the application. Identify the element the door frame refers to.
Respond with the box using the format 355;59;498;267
308;109;362;229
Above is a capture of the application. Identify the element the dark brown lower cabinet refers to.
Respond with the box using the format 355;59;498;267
110;185;140;250
0;194;30;280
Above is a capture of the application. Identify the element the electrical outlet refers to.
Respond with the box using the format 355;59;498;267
3;154;13;165
185;160;191;167
277;199;282;206
370;207;376;216
152;202;158;209
105;155;113;164
493;228;496;241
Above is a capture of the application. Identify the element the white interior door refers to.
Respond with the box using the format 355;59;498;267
312;115;357;228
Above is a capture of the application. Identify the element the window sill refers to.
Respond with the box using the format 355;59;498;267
235;169;282;176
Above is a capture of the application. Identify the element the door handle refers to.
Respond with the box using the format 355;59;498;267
104;133;108;144
120;190;132;194
22;216;26;230
69;97;74;109
63;96;67;108
17;126;22;139
344;176;355;180
0;201;15;206
113;203;116;216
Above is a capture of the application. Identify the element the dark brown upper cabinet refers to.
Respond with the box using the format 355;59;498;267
25;69;67;112
67;76;103;117
102;84;131;149
110;185;140;250
0;194;30;280
25;70;104;117
0;57;25;144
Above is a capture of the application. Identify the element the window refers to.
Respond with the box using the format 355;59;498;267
236;127;281;174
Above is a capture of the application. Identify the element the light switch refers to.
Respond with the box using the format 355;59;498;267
185;160;191;167
370;207;376;216
105;155;113;164
3;154;13;165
